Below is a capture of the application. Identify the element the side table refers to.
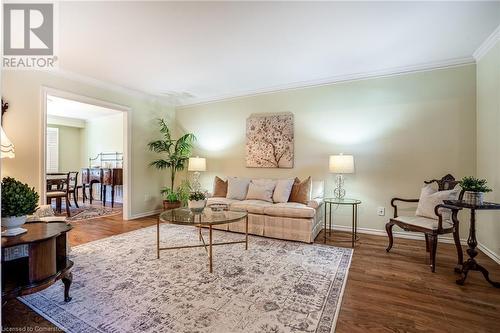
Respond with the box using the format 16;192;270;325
444;199;500;288
1;222;74;303
324;198;361;247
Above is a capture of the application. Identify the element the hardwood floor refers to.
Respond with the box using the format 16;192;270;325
3;215;500;332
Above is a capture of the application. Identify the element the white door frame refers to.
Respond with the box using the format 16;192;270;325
40;86;132;220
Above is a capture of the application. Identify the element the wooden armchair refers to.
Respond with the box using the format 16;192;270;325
385;174;463;272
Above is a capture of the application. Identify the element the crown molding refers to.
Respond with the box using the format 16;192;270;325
176;57;475;108
473;24;500;61
50;69;177;107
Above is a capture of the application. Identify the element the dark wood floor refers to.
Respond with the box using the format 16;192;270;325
3;215;500;332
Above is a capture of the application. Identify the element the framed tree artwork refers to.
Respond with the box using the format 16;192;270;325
246;112;294;168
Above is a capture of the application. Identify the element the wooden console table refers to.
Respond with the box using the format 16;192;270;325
1;222;73;303
81;167;123;208
445;199;500;288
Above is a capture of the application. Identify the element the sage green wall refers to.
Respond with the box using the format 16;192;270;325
476;41;500;261
47;124;84;172
176;65;477;236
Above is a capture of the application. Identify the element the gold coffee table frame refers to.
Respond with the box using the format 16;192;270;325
157;208;248;273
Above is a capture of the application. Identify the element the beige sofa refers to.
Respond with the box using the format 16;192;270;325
207;180;324;243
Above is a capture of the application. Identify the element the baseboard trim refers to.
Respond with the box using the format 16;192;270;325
129;209;162;220
330;224;500;264
478;243;500;264
329;224;468;245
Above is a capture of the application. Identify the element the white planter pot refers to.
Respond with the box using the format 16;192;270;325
1;215;28;236
188;199;207;212
463;191;484;206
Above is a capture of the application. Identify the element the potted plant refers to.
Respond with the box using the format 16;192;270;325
188;191;207;212
148;119;196;210
160;187;182;210
1;177;39;236
459;176;492;205
160;181;191;210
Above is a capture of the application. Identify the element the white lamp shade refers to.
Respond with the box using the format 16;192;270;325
1;126;15;159
329;154;354;174
188;156;206;172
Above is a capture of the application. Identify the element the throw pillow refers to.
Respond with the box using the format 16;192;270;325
289;177;312;205
226;177;250;200
273;178;295;203
415;184;460;220
212;176;228;197
246;180;276;202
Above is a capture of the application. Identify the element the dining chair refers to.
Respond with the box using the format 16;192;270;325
68;171;80;208
46;173;71;217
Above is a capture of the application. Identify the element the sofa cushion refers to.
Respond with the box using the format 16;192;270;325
289;177;312;204
212;176;228;197
231;200;274;214
226;177;250;200
207;197;239;207
264;202;316;219
393;215;453;230
246;180;276;202
273;178;295;203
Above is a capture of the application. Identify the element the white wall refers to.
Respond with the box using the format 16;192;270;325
1;70;175;218
176;65;477;237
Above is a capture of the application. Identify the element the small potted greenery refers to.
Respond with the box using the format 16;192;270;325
459;176;492;205
160;187;182;210
1;177;39;236
160;181;190;210
188;191;207;212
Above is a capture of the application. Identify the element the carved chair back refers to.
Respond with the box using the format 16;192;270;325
424;174;464;199
68;171;79;190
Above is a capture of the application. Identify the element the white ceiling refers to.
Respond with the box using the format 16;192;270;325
47;95;121;120
57;1;500;105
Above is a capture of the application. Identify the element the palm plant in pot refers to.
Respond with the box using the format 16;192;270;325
1;177;39;236
148;119;196;210
459;176;492;205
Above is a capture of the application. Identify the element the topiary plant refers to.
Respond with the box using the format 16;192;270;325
1;177;39;217
459;176;492;193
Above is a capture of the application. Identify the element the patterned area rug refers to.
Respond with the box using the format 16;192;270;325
20;225;352;333
54;204;122;222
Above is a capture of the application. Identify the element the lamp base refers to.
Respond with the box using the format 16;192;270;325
192;171;201;192
334;174;346;199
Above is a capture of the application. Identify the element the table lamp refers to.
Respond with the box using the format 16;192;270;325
329;153;354;199
188;156;206;191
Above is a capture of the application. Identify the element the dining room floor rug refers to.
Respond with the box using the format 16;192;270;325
20;224;353;333
53;203;122;222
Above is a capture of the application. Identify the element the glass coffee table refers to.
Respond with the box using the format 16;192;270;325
157;208;248;273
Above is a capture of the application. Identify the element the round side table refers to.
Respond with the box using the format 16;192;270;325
324;198;361;247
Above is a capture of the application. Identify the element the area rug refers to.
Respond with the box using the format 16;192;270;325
53;204;122;222
20;225;353;333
